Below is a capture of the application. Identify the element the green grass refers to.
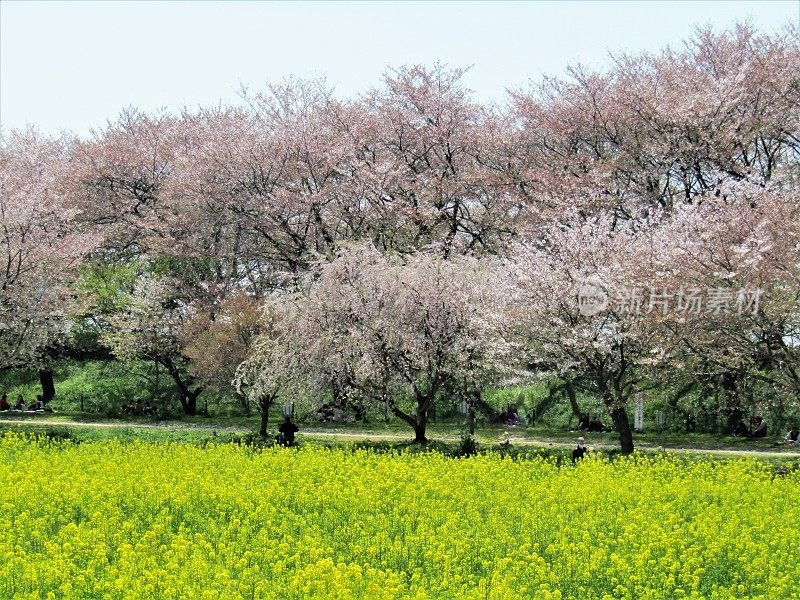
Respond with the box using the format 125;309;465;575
1;421;799;477
3;359;799;460
2;409;798;464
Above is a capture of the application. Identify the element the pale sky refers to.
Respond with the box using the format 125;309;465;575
1;1;797;137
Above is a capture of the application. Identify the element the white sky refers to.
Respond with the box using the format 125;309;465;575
1;1;797;137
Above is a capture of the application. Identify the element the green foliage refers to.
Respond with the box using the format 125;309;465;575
0;367;40;405
52;362;149;414
5;357;799;438
77;260;141;316
0;359;254;418
635;377;800;435
482;382;603;426
69;260;142;354
2;360;162;415
458;433;477;456
483;383;547;412
150;254;215;287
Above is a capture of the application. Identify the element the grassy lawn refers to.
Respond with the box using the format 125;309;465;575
1;410;798;462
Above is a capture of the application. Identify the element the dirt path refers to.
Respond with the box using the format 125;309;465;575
2;417;799;458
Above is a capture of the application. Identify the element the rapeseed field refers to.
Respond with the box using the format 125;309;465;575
0;434;797;599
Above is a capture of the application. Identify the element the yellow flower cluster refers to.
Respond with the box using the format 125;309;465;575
0;434;798;599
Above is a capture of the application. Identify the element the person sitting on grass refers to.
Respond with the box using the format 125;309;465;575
0;393;9;411
27;395;45;411
577;413;591;431
749;415;767;439
505;406;521;426
588;415;605;433
572;437;589;463
13;395;25;410
313;403;336;422
785;426;799;445
277;416;299;447
732;419;749;437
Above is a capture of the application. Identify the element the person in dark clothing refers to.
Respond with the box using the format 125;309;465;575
572;437;589;463
577;413;591;431
0;393;9;411
505;406;520;426
749;415;767;438
27;395;45;411
588;416;604;433
732;419;749;437
277;417;299;446
13;395;25;410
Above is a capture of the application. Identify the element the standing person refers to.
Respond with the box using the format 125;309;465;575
277;416;299;447
0;393;9;411
572;437;589;463
749;415;767;438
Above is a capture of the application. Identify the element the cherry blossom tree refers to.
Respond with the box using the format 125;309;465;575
71;109;182;253
359;65;519;256
233;295;310;436
164;82;368;286
241;245;509;442
506;211;685;453
657;172;800;427
0;130;97;376
4;21;797;437
102;274;205;415
496;23;799;443
504;24;799;221
72;109;271;411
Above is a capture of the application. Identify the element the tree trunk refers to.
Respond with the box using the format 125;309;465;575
610;405;635;454
183;393;198;416
39;368;56;403
414;396;429;443
720;371;742;433
564;380;581;419
414;420;428;443
386;394;431;443
257;394;276;437
331;380;343;408
727;407;744;434
259;407;269;437
162;358;202;416
239;393;251;417
470;391;499;422
598;371;634;454
530;382;565;425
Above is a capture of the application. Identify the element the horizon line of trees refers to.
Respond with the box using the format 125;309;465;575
2;23;799;452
